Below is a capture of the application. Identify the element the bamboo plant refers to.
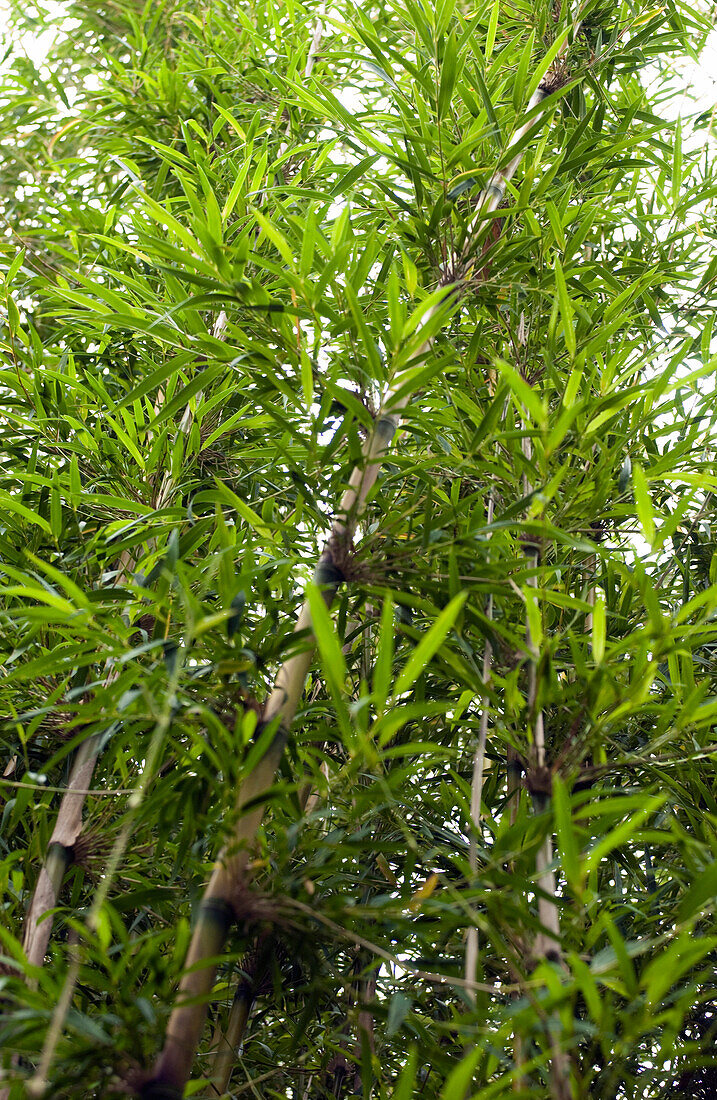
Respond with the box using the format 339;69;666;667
1;1;717;1098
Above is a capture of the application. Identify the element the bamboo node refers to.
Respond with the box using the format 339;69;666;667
524;765;552;796
71;828;113;874
539;59;571;93
320;531;366;585
590;519;607;543
199;897;236;935
227;880;285;932
519;532;542;558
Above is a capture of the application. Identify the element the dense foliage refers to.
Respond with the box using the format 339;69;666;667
1;0;717;1097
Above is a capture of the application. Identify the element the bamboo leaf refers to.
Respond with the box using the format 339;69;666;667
306;583;354;746
632;461;655;547
591;593;606;664
390;1048;418;1099
373;596;395;709
493;357;546;427
393;592;466;696
583;795;666;874
553;776;581;895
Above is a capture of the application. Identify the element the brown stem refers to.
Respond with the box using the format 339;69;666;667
23;732;100;968
323;952;377;1099
204;940;271;1098
522;430;571;1100
207;990;253;1098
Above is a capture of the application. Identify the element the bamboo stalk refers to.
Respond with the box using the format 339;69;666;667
521;432;570;1099
26;655;184;1099
465;492;495;996
143;373;428;1098
20;311;228;978
207;987;253;1098
141;40;580;1097
322;950;377;1098
207;619;357;1079
21;545;132;972
204;939;272;1098
163;17;332;1082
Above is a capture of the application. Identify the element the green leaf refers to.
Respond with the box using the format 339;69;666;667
373;596;395;709
439;1047;481;1098
390;1048;418;1099
632;461;655;547
437;32;459;119
583;795;666;875
1;494;52;534
553;776;581;895
386;992;411;1036
393;592;466;696
493;357;546;427
591;593;606;664
485;0;499;61
306;584;354;747
554;257;575;357
214;480;275;545
678;862;717;922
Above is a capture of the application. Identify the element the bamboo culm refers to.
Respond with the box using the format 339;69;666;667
142;56;576;1100
20;311;228;979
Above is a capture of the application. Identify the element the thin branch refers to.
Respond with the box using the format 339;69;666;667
0;779;135;796
27;664;182;1097
465;490;495;998
281;898;529;996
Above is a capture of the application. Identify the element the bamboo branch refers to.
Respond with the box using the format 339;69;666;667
324;952;378;1098
304;1;325;80
520;430;572;1099
204;938;272;1098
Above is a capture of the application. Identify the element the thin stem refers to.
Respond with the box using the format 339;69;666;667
304;1;325;80
521;427;570;1098
27;664;180;1097
465;491;495;997
207;990;253;1098
204;940;272;1098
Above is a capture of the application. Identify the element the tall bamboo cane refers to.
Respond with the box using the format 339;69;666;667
521;430;573;1099
19;311;227;978
141;44;579;1094
204;628;357;1094
143;353;435;1098
163;20;332;1091
204;937;273;1098
465;493;494;996
20;546;136;973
